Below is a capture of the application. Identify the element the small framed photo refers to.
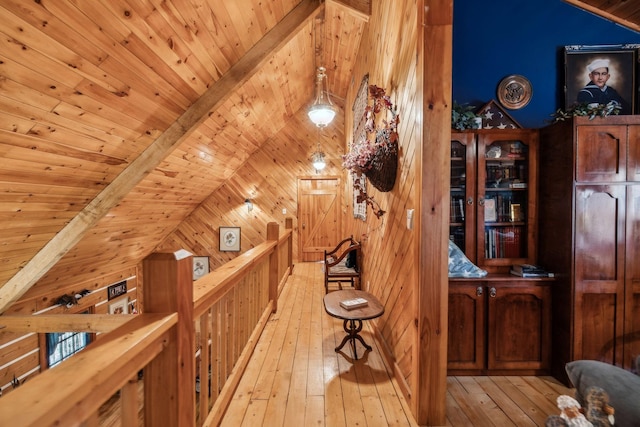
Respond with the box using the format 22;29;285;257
193;256;209;280
109;296;129;314
219;226;241;252
564;44;639;114
484;198;497;222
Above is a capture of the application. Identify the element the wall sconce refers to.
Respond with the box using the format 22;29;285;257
244;198;253;212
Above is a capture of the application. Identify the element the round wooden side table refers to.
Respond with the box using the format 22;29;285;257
323;289;384;360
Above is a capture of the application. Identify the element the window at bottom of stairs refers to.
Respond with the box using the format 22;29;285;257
46;331;91;368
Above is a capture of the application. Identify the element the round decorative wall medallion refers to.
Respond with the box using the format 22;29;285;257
497;75;532;110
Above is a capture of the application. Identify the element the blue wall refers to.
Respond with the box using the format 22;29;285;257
453;0;640;128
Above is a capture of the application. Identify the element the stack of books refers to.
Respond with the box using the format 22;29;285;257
510;264;554;278
340;297;368;310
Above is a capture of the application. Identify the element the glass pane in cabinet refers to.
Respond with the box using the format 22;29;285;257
483;139;528;259
450;140;466;250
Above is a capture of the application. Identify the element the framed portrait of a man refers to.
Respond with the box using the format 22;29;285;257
564;44;639;115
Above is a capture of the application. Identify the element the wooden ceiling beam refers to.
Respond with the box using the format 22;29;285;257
563;0;640;33
0;0;323;315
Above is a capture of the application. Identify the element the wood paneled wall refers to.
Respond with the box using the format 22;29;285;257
342;1;450;424
156;105;346;270
342;0;419;406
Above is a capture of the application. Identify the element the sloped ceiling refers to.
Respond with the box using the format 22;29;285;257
0;0;369;313
563;0;640;33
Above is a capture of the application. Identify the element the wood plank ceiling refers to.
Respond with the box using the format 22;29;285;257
0;0;635;314
0;0;369;313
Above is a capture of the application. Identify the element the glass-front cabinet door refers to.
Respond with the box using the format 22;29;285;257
476;130;538;269
450;132;477;262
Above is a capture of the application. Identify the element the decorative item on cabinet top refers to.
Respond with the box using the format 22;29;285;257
478;100;522;130
563;44;638;116
451;101;483;130
342;84;399;193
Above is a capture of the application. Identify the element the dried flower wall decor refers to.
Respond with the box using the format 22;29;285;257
343;84;399;193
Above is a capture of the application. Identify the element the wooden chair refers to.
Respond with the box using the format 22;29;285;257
323;236;361;293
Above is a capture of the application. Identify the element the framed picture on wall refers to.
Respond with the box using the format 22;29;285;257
193;256;209;280
564;44;639;115
219;226;241;252
109;297;129;314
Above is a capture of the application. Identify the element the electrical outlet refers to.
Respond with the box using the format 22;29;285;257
366;281;370;291
282;208;287;215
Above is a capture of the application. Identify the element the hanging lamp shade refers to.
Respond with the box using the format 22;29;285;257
311;150;326;170
307;66;336;127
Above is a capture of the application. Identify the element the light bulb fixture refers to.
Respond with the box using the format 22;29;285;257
311;137;326;171
307;66;336;128
311;150;326;171
244;198;253;212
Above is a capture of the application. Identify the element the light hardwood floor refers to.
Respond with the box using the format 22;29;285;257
220;262;574;426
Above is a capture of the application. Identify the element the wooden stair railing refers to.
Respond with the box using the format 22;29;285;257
0;220;293;427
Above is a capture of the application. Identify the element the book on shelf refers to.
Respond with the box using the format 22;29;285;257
510;269;555;278
510;263;554;278
509;182;527;189
340;297;368;310
511;263;547;274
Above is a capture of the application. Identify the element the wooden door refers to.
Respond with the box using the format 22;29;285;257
574;185;626;365
629;125;640;182
487;282;551;371
447;281;485;373
450;132;477;262
625;184;640;369
475;130;538;271
297;177;342;262
575;125;627;183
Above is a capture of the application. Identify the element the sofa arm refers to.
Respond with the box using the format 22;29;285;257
566;360;640;427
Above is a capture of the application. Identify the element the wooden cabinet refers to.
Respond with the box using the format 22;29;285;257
448;277;552;375
450;129;539;273
539;116;640;382
448;129;547;375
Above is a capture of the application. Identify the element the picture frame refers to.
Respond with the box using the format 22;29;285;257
564;44;639;114
219;226;241;252
108;296;129;315
352;172;367;221
193;256;209;280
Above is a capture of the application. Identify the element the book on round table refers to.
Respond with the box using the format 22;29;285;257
340;297;368;310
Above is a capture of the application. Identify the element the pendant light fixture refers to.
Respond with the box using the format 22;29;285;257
311;139;327;171
311;129;327;172
307;66;336;127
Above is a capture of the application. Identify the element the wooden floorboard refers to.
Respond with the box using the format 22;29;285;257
221;262;574;426
98;262;574;426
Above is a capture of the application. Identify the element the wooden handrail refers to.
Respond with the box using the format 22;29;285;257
193;241;276;318
0;221;294;427
0;313;136;333
0;313;177;426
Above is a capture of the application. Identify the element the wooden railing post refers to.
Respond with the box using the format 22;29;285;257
142;250;195;427
285;217;293;272
267;222;279;313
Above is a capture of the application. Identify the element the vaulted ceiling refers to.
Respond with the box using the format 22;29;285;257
0;0;635;314
0;0;369;313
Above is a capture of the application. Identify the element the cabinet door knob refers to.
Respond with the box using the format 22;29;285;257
489;287;497;298
476;286;483;296
478;197;485;206
467;197;474;205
